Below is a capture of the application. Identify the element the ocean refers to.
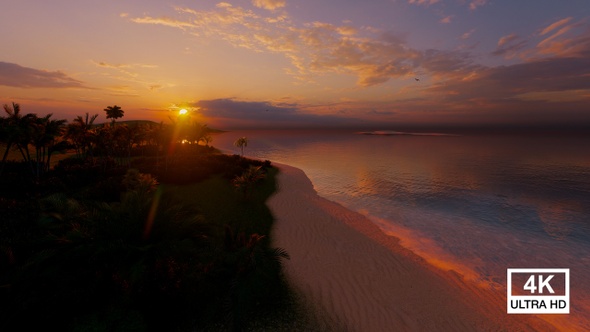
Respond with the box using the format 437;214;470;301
213;129;590;326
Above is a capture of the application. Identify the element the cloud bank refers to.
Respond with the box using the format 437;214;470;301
193;98;364;129
0;62;86;89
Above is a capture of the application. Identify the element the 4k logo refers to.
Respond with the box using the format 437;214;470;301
507;268;570;314
523;274;555;294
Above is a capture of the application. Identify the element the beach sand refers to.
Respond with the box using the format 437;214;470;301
267;163;557;331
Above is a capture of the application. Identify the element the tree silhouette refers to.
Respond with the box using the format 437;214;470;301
30;114;67;177
233;137;248;156
0;103;37;177
112;124;133;166
202;134;213;146
66;113;98;159
0;102;24;176
104;105;124;124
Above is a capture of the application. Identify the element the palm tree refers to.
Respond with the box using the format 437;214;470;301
104;105;124;124
30;114;67;177
222;224;290;329
191;123;211;145
66;113;98;159
0;103;36;177
112;124;132;166
130;123;149;155
93;122;114;161
0;103;24;176
233;137;248;156
232;165;265;198
202;134;213;147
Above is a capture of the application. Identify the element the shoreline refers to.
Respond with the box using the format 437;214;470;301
267;163;555;331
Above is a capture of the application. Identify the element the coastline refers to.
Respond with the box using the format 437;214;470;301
267;163;555;331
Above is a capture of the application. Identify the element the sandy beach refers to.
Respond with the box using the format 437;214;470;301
268;163;557;331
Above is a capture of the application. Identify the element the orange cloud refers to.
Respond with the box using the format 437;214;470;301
252;0;286;11
440;16;453;24
540;17;573;36
127;5;426;87
492;34;527;59
130;16;196;30
125;1;590;104
535;18;588;57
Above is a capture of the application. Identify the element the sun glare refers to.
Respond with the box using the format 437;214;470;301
179;109;188;115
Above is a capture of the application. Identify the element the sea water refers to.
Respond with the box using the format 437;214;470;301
213;129;590;325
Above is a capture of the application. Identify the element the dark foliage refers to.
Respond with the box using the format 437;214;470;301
0;143;296;331
131;145;272;185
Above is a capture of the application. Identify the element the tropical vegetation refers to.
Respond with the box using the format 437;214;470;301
0;103;317;331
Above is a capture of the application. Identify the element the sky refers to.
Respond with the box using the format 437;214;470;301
1;0;589;129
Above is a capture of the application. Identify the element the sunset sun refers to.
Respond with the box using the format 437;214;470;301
179;108;188;115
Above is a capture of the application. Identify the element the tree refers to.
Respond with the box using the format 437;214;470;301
232;165;265;198
30;114;67;177
233;137;248;156
66;113;98;159
0;103;36;177
222;224;289;328
202;134;213;146
112;124;133;166
0;102;24;176
104;105;124;124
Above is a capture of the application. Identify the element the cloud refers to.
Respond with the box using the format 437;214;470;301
491;18;590;60
535;17;588;57
440;15;453;24
540;17;573;36
0;61;86;89
492;34;527;58
441;57;590;95
127;5;428;86
92;60;163;91
92;60;157;72
193;98;364;128
408;0;484;10
130;16;196;30
461;29;476;40
385;37;590;127
125;2;590;99
252;0;286;11
416;49;479;77
469;0;488;10
408;0;440;6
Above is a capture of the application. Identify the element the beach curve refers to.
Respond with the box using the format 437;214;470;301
267;163;556;331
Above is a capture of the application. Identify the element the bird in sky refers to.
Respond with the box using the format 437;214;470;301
415;78;420;81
